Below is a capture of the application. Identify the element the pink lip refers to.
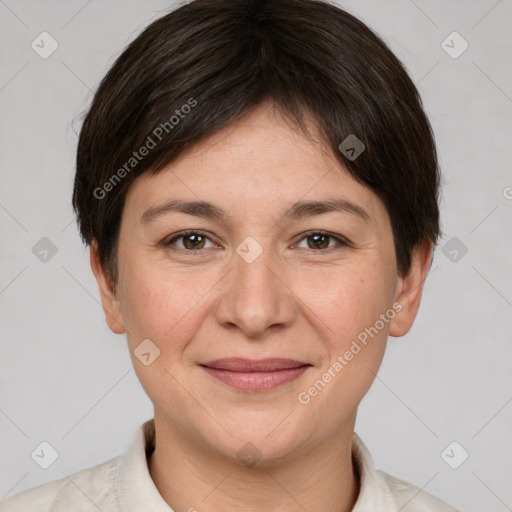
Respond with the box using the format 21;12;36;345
200;358;310;391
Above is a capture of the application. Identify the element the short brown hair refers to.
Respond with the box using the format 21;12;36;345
73;0;441;284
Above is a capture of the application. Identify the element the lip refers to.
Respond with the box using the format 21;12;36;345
202;358;308;372
200;358;311;391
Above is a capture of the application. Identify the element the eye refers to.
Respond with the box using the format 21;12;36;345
164;230;218;251
163;230;351;254
293;231;351;251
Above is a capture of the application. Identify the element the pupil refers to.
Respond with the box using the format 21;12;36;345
310;234;328;249
186;234;203;249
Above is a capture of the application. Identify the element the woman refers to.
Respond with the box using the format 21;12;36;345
1;0;460;510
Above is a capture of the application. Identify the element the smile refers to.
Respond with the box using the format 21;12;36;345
200;358;311;391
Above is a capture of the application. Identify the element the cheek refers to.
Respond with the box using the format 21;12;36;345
117;265;208;405
120;251;395;353
293;260;395;347
294;270;391;426
294;263;393;412
292;261;393;407
119;260;215;349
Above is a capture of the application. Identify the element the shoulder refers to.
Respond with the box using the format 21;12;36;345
0;455;121;512
377;470;461;512
351;432;460;512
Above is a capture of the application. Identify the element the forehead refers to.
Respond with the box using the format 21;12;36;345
123;105;387;226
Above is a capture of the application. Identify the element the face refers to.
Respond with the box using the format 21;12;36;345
92;103;429;466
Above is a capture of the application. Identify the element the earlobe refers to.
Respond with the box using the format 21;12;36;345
388;241;434;338
89;240;126;334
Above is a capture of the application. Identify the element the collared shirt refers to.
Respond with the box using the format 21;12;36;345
0;418;460;511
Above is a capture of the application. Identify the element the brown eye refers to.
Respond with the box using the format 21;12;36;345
295;231;350;251
182;233;206;249
307;233;330;249
165;231;215;251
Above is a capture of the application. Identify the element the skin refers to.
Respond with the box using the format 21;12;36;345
91;102;433;512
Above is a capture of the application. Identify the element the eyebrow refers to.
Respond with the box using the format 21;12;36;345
140;197;371;225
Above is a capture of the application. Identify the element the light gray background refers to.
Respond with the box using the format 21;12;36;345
1;1;511;510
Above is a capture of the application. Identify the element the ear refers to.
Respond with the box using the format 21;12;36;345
89;240;126;334
388;241;434;337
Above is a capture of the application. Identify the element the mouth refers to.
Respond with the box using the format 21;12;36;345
199;358;311;391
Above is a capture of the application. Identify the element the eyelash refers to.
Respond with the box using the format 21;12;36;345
163;230;352;254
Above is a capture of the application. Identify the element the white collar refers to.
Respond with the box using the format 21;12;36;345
117;418;396;511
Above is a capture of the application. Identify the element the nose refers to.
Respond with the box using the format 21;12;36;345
214;241;296;338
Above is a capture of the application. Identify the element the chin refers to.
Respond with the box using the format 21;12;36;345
212;419;311;468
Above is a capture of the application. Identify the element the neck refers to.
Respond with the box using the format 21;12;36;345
148;413;360;512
